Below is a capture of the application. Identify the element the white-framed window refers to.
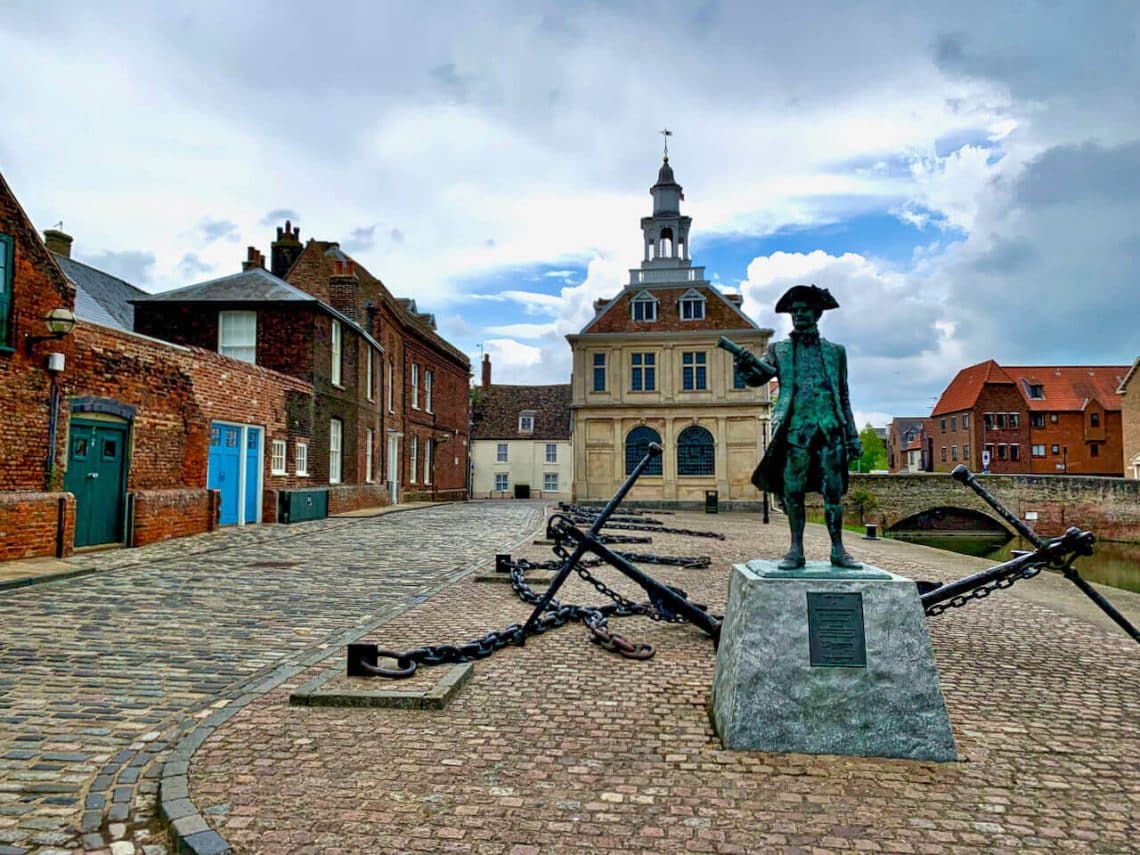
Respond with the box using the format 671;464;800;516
329;419;343;484
544;473;558;492
494;473;509;492
519;411;535;433
331;320;342;386
1032;444;1046;457
365;428;374;482
425;370;434;413
410;435;418;483
631;290;657;322
366;349;374;401
218;311;257;364
296;442;309;476
271;439;287;474
496;443;508;463
424;438;432;485
545;443;557;463
678;289;706;320
631;352;656;391
411;363;420;409
387;360;394;412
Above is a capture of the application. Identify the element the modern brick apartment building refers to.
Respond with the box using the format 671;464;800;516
928;359;1130;476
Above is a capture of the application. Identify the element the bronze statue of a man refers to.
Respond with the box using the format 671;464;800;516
733;284;863;570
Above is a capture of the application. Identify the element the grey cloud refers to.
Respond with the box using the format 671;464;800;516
389;228;405;244
1014;141;1140;207
176;252;213;279
968;238;1037;275
199;217;239;243
343;225;376;253
80;250;155;286
430;62;472;101
260;208;299;226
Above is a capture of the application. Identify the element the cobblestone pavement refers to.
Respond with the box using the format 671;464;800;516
189;511;1139;854
0;502;545;854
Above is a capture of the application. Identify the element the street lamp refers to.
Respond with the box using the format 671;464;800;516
25;307;77;355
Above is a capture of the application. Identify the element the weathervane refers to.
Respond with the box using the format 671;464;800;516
659;128;672;159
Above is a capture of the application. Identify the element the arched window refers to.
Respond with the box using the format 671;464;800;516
659;227;674;259
626;426;663;475
677;425;714;476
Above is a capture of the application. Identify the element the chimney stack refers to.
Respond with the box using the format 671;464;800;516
44;228;74;258
242;246;265;271
482;353;492;390
271;219;303;277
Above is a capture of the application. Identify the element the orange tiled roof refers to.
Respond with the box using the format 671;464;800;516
930;360;1014;416
1005;365;1129;412
904;435;923;452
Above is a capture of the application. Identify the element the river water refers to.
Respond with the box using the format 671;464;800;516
890;532;1140;594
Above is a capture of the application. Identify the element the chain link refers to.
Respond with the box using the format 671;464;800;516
925;563;1043;616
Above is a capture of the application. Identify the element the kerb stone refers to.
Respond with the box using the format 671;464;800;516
711;560;957;762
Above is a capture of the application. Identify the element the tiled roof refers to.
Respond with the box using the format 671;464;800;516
1005;365;1129;412
1118;357;1140;395
136;267;317;303
904;435;923;452
471;384;572;440
54;254;147;331
931;360;1014;416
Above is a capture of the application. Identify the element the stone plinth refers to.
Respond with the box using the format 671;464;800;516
711;560;957;762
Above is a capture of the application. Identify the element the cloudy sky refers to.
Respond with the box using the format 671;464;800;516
3;1;1138;426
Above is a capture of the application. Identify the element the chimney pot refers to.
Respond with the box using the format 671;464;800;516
44;228;74;258
482;353;492;390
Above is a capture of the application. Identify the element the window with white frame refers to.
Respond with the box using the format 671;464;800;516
519;411;535;433
630;352;656;391
545;443;557;463
631;290;658;322
424;438;432;485
271;439;287;474
678;289;706;320
366;349;374;401
365;428;374;482
296;442;309;476
544;473;558;492
425;370;433;413
331;320;342;386
410;435;418;483
218;311;257;364
411;363;420;409
496;443;508;463
387;360;394;412
329;419;343;484
494;473;509;492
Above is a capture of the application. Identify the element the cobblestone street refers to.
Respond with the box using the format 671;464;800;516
0;503;545;854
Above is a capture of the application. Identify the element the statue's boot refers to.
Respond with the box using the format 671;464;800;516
777;548;805;570
830;548;863;569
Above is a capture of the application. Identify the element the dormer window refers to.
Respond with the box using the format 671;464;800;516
519;411;535;433
679;289;706;321
631;291;658;322
1023;380;1046;400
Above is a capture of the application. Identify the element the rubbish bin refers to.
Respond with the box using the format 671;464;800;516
705;489;718;513
514;484;531;499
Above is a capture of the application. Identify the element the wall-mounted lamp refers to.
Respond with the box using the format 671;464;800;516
25;307;77;356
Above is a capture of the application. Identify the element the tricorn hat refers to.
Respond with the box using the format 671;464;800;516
774;283;840;314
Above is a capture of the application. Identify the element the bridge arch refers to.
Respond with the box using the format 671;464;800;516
888;505;1011;536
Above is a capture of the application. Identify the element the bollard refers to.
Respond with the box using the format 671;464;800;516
495;553;511;573
863;523;878;540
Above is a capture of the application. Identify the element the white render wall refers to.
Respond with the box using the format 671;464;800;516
471;438;574;499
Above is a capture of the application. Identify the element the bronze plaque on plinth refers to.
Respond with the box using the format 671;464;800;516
807;592;866;667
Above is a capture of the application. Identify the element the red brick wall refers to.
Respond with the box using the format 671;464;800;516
1027;410;1124;476
132;488;219;547
1123;374;1140;478
0;492;74;561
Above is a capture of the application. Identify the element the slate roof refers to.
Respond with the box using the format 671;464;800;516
932;360;1129;416
136;267;317;303
53;254;147;331
471;384;572;440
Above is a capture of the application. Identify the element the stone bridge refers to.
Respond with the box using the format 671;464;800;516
834;473;1140;543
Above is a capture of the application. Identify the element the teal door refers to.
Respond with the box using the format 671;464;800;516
208;424;242;526
63;419;128;547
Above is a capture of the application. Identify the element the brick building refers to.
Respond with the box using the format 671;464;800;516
928;359;1130;476
567;155;773;505
1118;357;1140;480
470;355;572;499
886;417;928;473
0;171;312;560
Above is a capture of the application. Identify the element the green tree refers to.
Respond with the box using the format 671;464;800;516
846;488;879;524
850;423;888;472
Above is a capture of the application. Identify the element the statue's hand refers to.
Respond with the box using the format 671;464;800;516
847;438;863;459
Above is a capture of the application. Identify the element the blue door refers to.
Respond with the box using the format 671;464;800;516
244;427;261;524
208;423;241;526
